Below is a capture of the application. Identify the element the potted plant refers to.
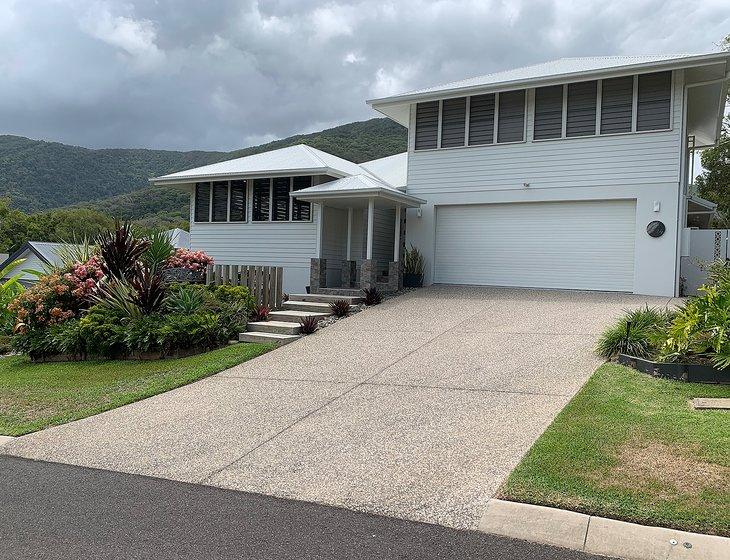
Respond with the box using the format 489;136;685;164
403;245;425;288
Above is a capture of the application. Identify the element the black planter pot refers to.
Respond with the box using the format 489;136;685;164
617;353;730;384
403;273;423;288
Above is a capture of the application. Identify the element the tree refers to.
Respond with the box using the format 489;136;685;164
694;35;729;219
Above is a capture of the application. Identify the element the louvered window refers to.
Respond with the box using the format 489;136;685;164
440;97;466;148
414;101;438;150
252;178;270;221
292;176;312;221
468;94;495;145
497;90;525;143
272;177;291;221
534;85;563;140
566;81;597;137
637;71;671;131
229;180;246;222
211;181;228;222
194;182;210;222
600;76;633;134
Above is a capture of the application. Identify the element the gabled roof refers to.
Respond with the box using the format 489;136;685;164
0;241;79;276
291;174;424;208
358;153;407;188
367;52;730;124
151;144;369;185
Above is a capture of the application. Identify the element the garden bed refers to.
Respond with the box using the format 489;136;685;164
617;353;730;384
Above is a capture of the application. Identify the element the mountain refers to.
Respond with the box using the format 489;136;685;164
0;118;407;215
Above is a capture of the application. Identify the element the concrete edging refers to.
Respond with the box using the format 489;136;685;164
478;499;729;560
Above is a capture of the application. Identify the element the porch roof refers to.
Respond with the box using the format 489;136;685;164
291;174;425;209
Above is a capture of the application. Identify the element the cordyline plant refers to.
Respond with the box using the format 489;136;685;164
97;220;150;282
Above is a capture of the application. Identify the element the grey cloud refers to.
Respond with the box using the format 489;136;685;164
0;0;727;151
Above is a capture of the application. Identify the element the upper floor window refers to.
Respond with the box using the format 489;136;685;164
468;93;495;145
272;177;291;221
414;101;438;150
637;71;672;131
497;90;526;143
440;97;466;148
292;176;312;221
534;85;563;140
252;178;271;221
194;182;211;222
566;81;597;137
600;76;633;134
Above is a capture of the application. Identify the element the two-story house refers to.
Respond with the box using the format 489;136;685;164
151;52;729;297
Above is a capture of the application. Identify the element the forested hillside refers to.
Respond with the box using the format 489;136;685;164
0;118;407;214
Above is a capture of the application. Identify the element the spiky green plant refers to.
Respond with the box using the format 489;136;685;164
141;230;175;274
0;259;26;334
403;244;425;275
595;306;675;360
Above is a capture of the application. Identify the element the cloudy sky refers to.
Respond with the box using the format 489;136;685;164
1;0;728;152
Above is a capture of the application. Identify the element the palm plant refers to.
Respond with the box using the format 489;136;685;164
141;230;175;274
0;259;26;334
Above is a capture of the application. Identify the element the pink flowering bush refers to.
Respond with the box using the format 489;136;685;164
10;257;103;333
166;249;213;272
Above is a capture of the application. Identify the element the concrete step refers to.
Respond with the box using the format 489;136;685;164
239;331;300;345
269;310;331;323
289;293;363;304
247;320;302;335
282;300;334;313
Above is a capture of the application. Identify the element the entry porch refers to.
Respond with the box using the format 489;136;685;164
292;175;424;294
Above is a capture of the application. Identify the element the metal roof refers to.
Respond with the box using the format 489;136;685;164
151;144;369;184
358;153;407;188
368;52;730;107
291;174;424;207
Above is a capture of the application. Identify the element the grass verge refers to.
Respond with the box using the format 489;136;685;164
500;363;730;536
0;343;273;436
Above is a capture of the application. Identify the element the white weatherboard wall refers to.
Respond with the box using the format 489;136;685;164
405;71;684;296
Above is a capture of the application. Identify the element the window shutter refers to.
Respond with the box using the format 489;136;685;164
229;180;246;222
194;182;210;222
414;101;438;150
468;93;495;145
497;90;525;143
534;85;563;140
252;178;270;221
272;177;291;221
637;71;671;131
440;97;466;148
600;76;633;134
566;81;597;137
211;181;228;222
292;176;312;221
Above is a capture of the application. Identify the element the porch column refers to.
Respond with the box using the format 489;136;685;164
346;207;353;261
393;204;401;261
366;198;374;260
315;203;324;258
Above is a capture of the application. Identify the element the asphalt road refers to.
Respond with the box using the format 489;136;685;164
0;456;612;560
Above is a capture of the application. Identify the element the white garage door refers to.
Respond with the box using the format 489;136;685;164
434;200;636;292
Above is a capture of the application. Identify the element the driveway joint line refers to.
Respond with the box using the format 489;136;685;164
198;306;491;486
362;380;573;398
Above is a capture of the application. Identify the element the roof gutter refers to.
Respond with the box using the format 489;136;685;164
367;52;730;107
291;187;426;207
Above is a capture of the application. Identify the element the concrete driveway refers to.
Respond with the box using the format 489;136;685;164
2;286;674;529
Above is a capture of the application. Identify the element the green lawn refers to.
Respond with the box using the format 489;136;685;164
0;343;272;436
500;363;730;536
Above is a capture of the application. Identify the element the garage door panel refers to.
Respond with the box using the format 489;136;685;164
434;200;636;291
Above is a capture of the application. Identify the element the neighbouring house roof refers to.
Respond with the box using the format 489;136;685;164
291;174;424;208
0;241;80;278
368;52;730;125
165;228;190;249
150;144;371;185
358;153;407;188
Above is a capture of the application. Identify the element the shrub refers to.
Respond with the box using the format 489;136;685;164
299;316;320;334
166;249;213;271
404;245;425;276
329;300;351;317
659;278;730;368
78;306;128;358
250;304;270;322
595;306;675;360
362;287;383;306
157;312;228;354
124;314;166;354
1;258;26;335
166;284;206;314
10;273;83;332
210;284;255;311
